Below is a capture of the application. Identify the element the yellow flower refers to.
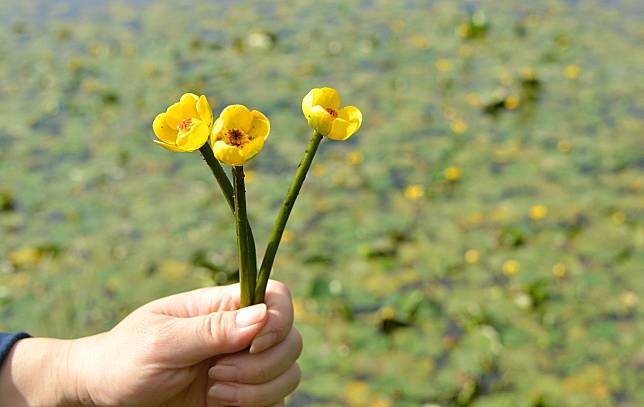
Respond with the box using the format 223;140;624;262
302;87;362;141
451;119;467;134
153;93;213;152
444;166;462;181
620;291;639;308
552;263;567;278
530;204;548;220
611;211;625;225
558;139;572;153
466;93;481;106
564;64;580;80
281;230;294;243
504;95;520;110
436;58;451;72
404;184;424;200
347;151;364;165
464;249;480;264
211;105;270;166
502;260;520;276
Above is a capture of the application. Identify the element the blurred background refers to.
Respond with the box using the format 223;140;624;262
0;0;642;406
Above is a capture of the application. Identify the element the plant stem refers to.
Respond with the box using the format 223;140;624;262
255;131;323;303
199;145;257;284
233;166;255;307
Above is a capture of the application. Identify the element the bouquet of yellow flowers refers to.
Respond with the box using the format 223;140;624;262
152;88;362;306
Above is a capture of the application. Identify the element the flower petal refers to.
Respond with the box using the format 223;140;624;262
213;140;246;166
176;121;209;151
307;105;334;136
197;95;213;127
326;117;359;141
180;93;199;104
339;105;362;130
312;87;341;110
179;93;199;118
212;117;224;141
220;104;252;132
241;135;266;162
153;139;186;152
248;110;270;141
165;102;184;128
153;113;178;144
301;89;316;118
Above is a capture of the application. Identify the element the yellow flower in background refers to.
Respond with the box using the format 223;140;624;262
502;260;520;276
211;104;270;166
451;119;467;134
404;184;424;200
464;249;480;264
436;58;451;72
281;230;294;243
505;95;520;110
153;93;213;152
620;291;639;308
302;87;362;140
347;151;364;165
444;166;462;181
312;163;327;177
565;64;580;80
611;211;625;225
552;263;567;278
558;139;572;153
530;204;548;220
245;169;256;183
8;247;42;269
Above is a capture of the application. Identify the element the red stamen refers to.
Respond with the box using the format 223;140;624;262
178;118;193;132
325;107;339;118
225;128;247;146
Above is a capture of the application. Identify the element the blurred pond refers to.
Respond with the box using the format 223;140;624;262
0;0;642;406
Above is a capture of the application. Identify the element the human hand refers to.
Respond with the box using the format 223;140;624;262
0;280;301;407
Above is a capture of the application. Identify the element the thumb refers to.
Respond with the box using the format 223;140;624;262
168;303;268;365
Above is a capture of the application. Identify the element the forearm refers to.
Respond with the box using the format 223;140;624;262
0;337;87;406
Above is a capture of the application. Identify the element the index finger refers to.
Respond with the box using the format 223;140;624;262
249;280;294;354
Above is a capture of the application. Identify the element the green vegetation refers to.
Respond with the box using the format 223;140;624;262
0;1;642;405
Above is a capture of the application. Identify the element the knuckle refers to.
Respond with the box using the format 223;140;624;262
236;385;258;407
292;329;304;358
269;280;292;300
253;363;271;383
206;312;229;347
290;363;302;392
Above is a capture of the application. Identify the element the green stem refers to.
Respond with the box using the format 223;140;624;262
233;166;255;307
255;131;323;303
199;145;257;285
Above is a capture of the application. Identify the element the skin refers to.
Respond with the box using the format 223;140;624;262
0;280;301;407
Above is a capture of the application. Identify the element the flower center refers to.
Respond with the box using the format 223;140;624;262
178;118;193;132
325;107;339;118
224;128;250;147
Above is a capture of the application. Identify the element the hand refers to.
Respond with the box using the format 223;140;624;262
0;280;302;407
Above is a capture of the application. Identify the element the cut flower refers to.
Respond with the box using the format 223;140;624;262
211;105;270;166
301;87;362;141
153;93;213;152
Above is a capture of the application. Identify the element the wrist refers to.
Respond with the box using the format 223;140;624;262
0;337;88;406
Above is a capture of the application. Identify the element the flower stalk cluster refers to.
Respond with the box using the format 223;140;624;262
152;88;362;306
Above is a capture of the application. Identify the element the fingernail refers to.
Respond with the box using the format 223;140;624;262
250;331;277;354
235;303;267;328
208;383;239;402
208;364;238;381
